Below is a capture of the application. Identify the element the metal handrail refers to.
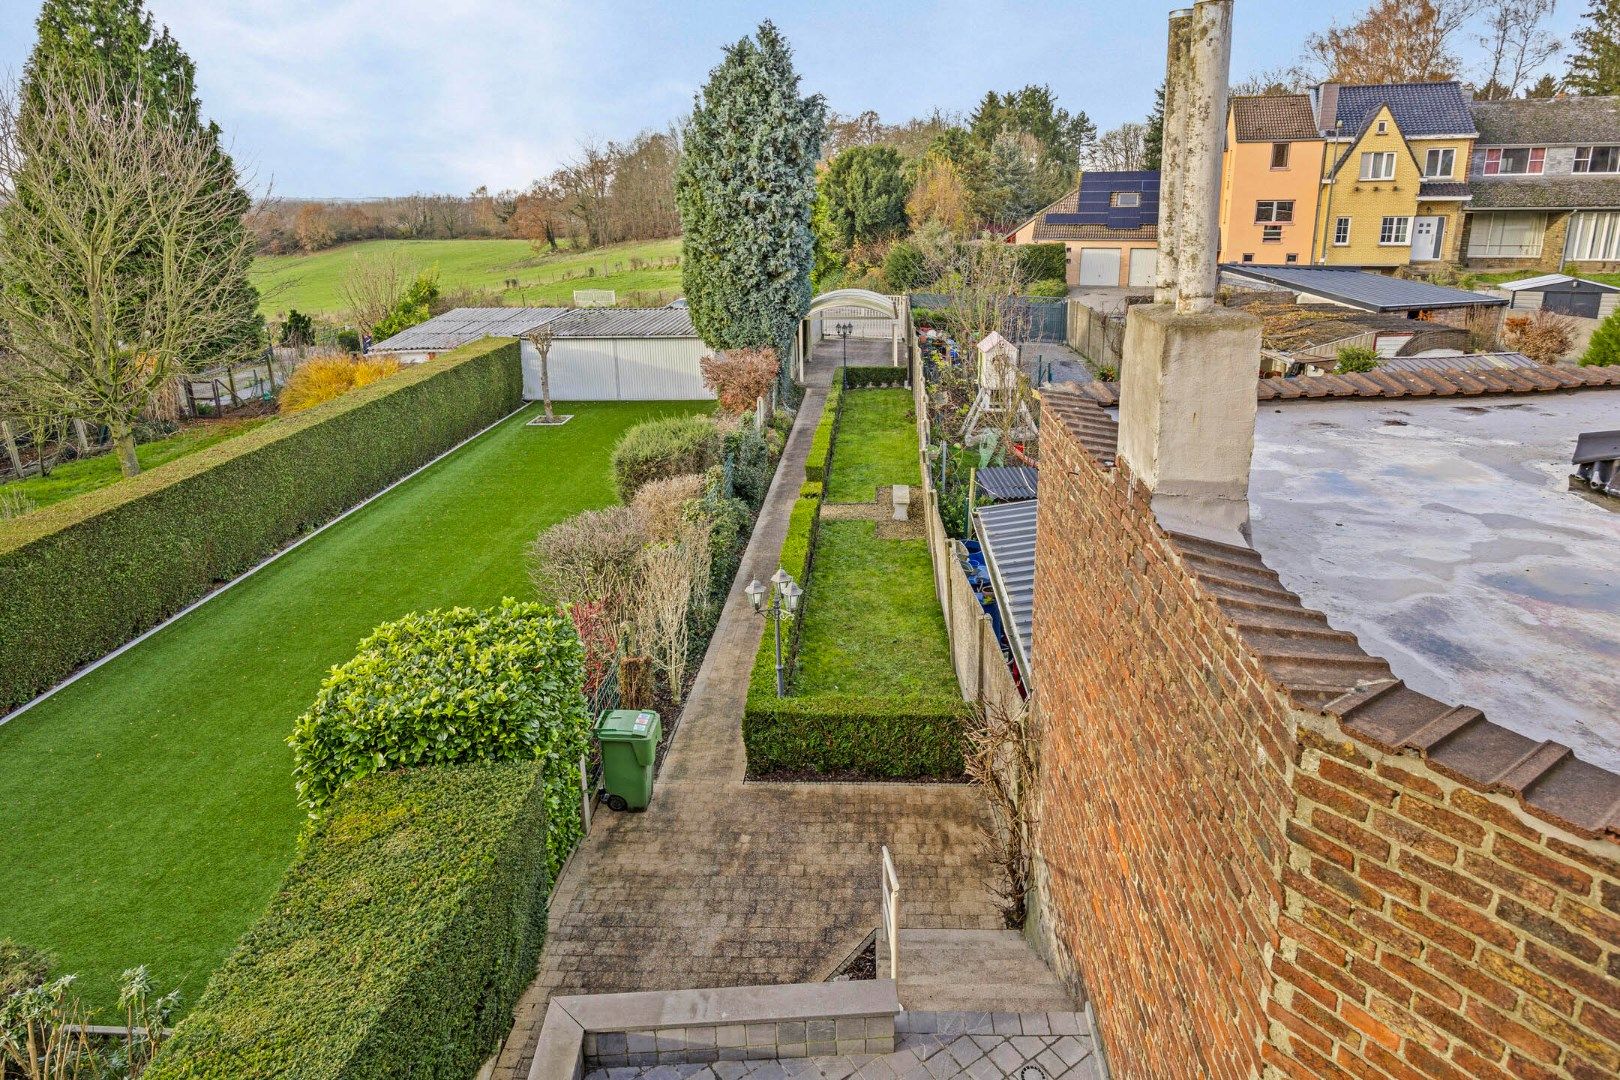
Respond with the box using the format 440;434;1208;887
880;845;900;982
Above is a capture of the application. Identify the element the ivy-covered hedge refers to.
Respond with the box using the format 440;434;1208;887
803;380;842;484
1017;242;1067;282
842;365;909;389
0;339;523;711
144;761;550;1080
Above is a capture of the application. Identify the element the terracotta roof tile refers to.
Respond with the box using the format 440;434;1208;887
1231;95;1319;142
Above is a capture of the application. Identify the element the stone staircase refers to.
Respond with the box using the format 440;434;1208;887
877;929;1077;1013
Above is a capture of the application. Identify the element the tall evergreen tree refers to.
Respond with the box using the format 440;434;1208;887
19;0;261;366
814;146;910;252
1566;0;1620;95
676;21;825;388
1144;84;1165;172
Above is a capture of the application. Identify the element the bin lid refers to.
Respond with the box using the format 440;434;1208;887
595;709;659;741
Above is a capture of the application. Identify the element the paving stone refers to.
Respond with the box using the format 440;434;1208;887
965;1056;1003;1080
990;1014;1021;1036
855;1057;896;1080
987;1042;1026;1074
1018;1015;1049;1037
1007;1037;1047;1061
945;1038;983;1068
712;1063;751;1080
1034;1049;1068;1078
1044;1015;1084;1038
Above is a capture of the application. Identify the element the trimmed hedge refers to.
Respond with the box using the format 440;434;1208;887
1017;242;1067;282
144;761;550;1080
610;415;722;503
803;380;842;484
843;365;909;389
0;339;523;711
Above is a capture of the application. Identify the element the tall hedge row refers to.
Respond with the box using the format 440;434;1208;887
0;339;523;711
144;761;551;1080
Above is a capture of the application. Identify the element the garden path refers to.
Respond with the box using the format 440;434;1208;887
496;358;1002;1080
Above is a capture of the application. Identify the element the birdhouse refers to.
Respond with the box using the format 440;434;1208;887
976;331;1020;391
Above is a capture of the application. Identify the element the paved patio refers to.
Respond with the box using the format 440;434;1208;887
580;1012;1103;1080
495;351;1002;1079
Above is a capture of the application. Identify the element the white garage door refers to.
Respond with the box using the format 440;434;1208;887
1128;249;1157;287
1078;249;1122;287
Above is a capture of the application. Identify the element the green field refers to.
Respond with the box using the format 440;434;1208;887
250;237;683;318
0;399;708;1015
2;419;270;513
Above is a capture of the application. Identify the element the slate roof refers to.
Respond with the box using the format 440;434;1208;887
1231;94;1319;142
1040;384;1620;839
1218;264;1505;311
1324;81;1477;138
973;499;1038;685
1418;181;1471;199
1468;176;1620;210
1471;95;1620;145
371;307;566;352
1025;187;1158;242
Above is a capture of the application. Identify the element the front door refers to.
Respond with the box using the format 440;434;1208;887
1410;216;1445;261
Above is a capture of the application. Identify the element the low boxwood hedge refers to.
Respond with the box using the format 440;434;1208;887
803;381;842;485
0;339;523;712
843;366;909;389
743;689;966;778
143;760;550;1080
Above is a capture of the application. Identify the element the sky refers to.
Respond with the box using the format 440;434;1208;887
0;1;1591;199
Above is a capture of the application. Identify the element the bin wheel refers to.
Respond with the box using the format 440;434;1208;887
606;794;629;812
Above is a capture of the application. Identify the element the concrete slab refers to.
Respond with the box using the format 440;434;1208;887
876;931;1076;1014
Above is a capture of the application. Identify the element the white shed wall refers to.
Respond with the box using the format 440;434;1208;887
523;337;713;401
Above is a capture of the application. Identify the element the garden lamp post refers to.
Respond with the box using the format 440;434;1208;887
746;568;802;697
836;321;853;373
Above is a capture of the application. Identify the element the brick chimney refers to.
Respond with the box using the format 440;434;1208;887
1119;0;1261;547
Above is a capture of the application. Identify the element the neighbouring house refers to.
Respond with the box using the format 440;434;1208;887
1464;96;1620;272
1498;273;1620;320
1218;94;1326;267
1218;264;1506;339
370;306;714;401
1006;171;1159;288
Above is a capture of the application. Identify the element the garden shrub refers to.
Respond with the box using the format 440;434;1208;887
0;939;51;996
800;480;823;499
631;474;709;541
1501;309;1577;365
143;761;550;1080
1026;277;1069;299
1582;309;1620;367
288;599;590;880
683;491;751;619
610;416;722;503
725;426;773;511
743;690;967;778
0;338;522;712
1335;346;1379;374
699;348;778;414
882;240;927;291
527;506;647;618
279;355;402;413
1017;243;1067;283
843;365;909;389
804;381;842;484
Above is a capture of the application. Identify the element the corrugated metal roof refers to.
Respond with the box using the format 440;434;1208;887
543;307;697;338
976;466;1039;502
1499;273;1620;294
371;307;567;352
973;499;1038;686
1041;385;1620;840
1374;351;1537;373
1218;264;1505;311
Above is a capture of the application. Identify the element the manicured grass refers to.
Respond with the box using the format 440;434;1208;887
2;419;270;512
251;237;683;318
0;399;708;1015
793;520;956;697
824;389;920;502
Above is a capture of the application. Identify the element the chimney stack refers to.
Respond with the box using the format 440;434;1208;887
1118;0;1261;547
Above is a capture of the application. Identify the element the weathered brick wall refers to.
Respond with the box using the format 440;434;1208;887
1028;405;1295;1080
1029;394;1620;1080
1271;712;1620;1080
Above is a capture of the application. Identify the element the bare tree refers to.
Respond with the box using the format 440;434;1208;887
339;251;406;341
0;78;259;477
525;324;559;421
1476;0;1562;99
633;524;710;705
1081;122;1152;172
1304;0;1486;84
924;238;1034;350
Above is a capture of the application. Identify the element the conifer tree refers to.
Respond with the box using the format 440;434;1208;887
1566;0;1620;96
1582;309;1620;367
676;21;825;389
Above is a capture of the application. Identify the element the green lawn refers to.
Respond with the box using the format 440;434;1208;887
825;389;920;502
251;237;683;318
794;520;956;696
3;419;270;513
0;399;708;1015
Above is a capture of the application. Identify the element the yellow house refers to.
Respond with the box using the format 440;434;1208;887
1310;82;1477;268
1219;95;1326;266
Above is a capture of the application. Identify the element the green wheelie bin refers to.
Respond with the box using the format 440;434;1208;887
594;709;660;811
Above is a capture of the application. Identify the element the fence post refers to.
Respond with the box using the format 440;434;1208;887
580;754;592;832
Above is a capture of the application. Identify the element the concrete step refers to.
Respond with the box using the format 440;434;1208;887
877;929;1077;1013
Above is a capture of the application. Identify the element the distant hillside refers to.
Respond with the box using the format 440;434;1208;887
250;237;683;318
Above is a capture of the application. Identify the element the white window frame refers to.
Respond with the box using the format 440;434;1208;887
1423;148;1455;179
1111;191;1141;208
1379;216;1411;246
1467;212;1546;259
1566;211;1620;261
1255;199;1294;223
1574;146;1620;174
1360;151;1396;181
1333;217;1352;246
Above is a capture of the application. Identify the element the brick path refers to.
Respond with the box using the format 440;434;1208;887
496;355;1000;1079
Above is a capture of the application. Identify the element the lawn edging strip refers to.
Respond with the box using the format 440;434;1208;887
0;338;523;713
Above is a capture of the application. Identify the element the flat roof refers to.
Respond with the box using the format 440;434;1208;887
1220;265;1506;312
1248;392;1620;771
372;307;566;352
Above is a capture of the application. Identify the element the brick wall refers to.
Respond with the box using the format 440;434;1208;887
1028;406;1295;1080
1028;395;1620;1080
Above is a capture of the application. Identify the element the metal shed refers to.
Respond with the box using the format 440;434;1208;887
973;499;1039;688
1498;274;1620;321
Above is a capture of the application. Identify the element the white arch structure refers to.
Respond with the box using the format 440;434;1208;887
795;289;908;381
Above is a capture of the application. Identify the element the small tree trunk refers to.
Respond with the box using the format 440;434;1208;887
620;655;654;709
541;350;554;420
112;427;141;478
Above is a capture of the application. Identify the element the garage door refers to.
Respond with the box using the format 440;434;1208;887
1544;290;1601;319
1128;249;1157;288
1078;249;1122;287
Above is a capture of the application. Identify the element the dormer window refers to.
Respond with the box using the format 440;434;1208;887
1575;146;1620;174
1484;147;1545;175
1111;191;1141;208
